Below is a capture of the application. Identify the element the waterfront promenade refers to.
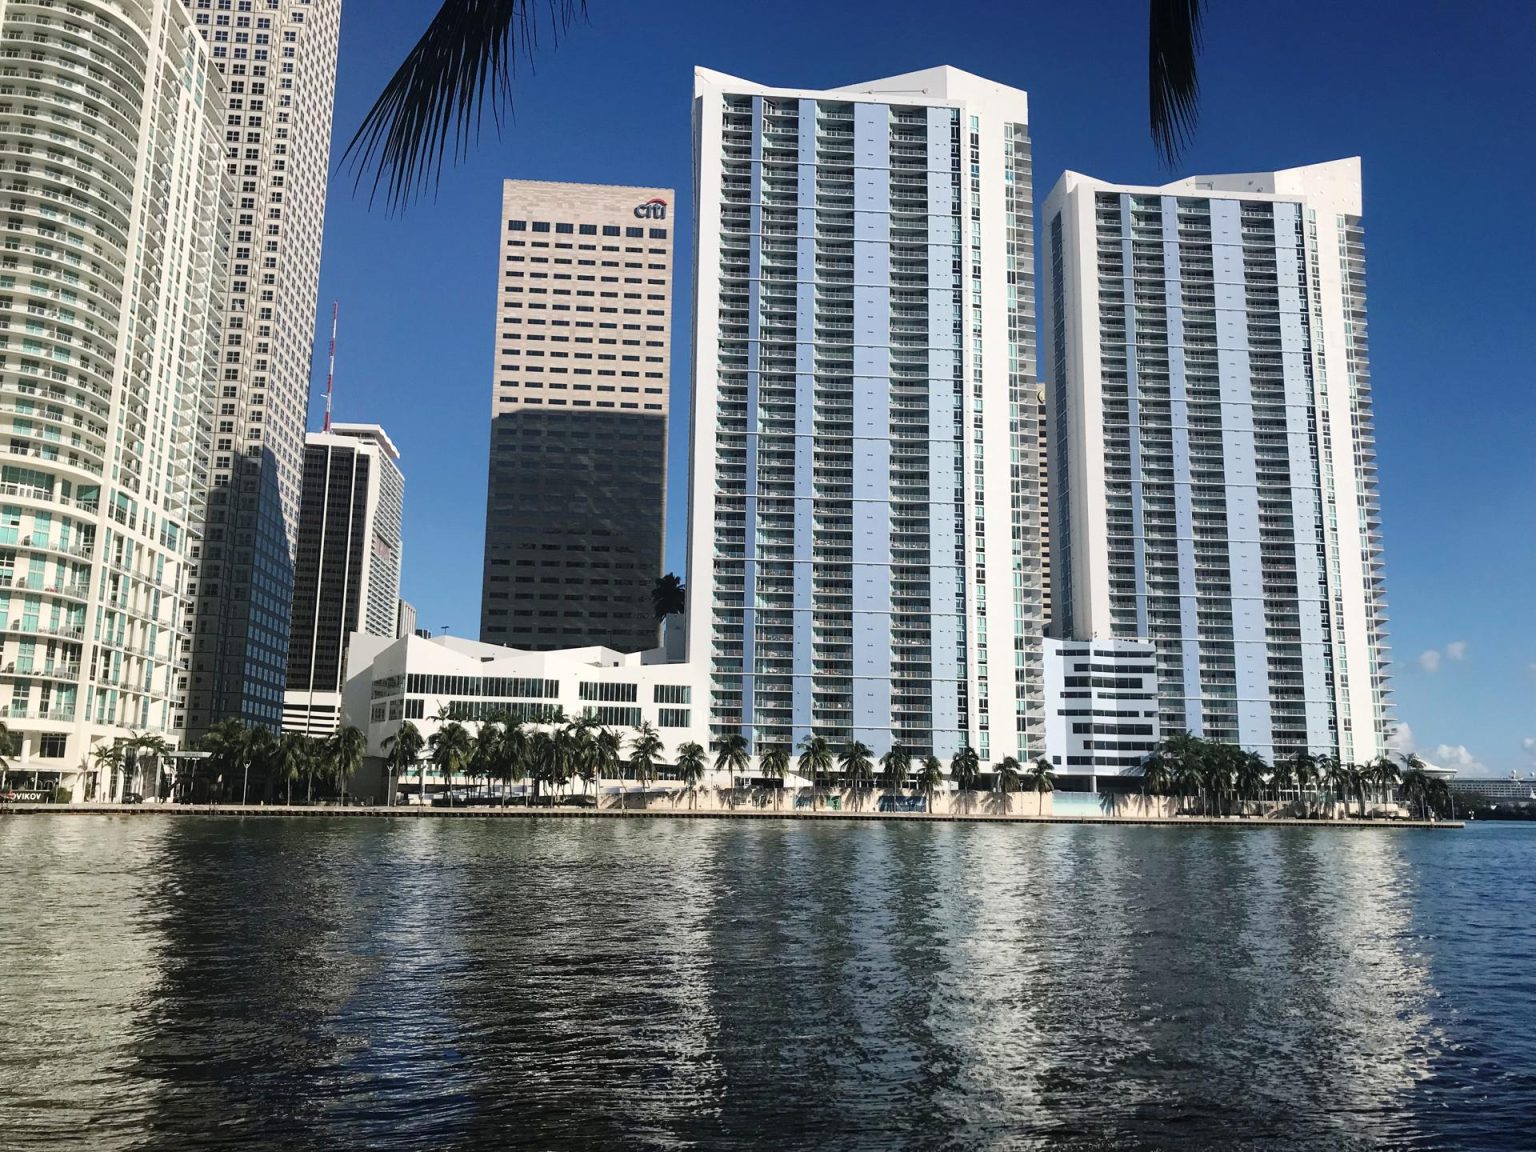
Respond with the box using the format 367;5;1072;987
0;802;1461;829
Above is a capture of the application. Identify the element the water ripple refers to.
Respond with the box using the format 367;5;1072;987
0;816;1532;1149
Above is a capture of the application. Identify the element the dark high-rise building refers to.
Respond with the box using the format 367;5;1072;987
480;180;673;652
283;425;403;736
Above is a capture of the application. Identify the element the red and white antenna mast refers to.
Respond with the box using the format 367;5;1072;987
323;300;338;431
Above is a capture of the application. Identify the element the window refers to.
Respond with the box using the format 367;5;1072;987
648;228;667;240
602;225;620;236
654;684;690;704
579;224;596;235
38;734;66;758
532;221;550;233
658;708;690;728
579;681;637;702
555;222;573;234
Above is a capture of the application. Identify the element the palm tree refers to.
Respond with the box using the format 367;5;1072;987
1140;750;1172;798
674;741;707;809
1426;775;1454;821
591;726;622;808
916;754;944;814
797;734;833;810
92;738;128;803
429;721;472;807
346;2;1208;213
526;729;556;804
199;719;249;804
839;740;874;809
714;732;751;807
950;746;982;806
627;722;664;810
245;727;278;805
994;756;1022;812
496;720;528;805
1201;743;1240;817
1027;756;1056;800
1398;754;1431;820
324;726;367;804
563;720;596;805
124;733;173;803
1235;751;1268;816
1155;732;1205;813
1320;755;1351;819
1371;755;1402;815
468;721;506;803
1288;750;1317;815
758;743;790;810
272;732;313;806
382;720;426;806
879;744;911;800
650;572;686;622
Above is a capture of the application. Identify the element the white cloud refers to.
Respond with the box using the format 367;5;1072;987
1445;641;1468;661
1417;650;1442;673
1523;737;1535;755
1431;744;1485;773
1387;723;1416;755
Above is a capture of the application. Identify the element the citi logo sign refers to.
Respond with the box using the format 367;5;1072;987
634;198;668;220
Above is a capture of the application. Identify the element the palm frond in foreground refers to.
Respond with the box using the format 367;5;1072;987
343;0;584;212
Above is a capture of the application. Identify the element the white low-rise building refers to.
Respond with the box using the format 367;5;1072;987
342;633;709;797
1044;638;1161;791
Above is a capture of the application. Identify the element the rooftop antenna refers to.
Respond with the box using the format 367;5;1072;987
323;300;338;431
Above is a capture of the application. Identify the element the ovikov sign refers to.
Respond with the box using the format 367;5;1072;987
634;198;667;220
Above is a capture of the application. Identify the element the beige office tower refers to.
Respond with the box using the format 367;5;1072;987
481;180;673;652
182;0;342;736
0;0;229;800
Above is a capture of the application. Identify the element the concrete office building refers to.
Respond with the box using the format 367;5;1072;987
395;598;416;640
282;424;403;736
343;632;707;796
0;0;229;799
481;180;673;653
688;66;1046;762
183;0;343;736
1043;638;1160;789
1043;159;1392;764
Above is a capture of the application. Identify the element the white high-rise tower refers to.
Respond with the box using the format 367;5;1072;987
1043;160;1392;764
0;0;230;799
182;0;342;737
688;66;1045;763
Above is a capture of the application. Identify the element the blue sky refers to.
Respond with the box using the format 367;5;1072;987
310;0;1535;773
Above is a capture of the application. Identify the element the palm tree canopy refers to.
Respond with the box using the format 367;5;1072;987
758;743;790;781
714;732;751;775
797;734;833;781
674;741;707;786
1149;0;1206;163
383;720;426;770
839;740;874;787
650;572;686;622
350;2;1209;210
629;721;665;785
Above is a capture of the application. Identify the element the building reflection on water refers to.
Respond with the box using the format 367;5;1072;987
0;817;1517;1152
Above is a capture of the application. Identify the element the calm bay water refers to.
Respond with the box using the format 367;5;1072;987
1;816;1532;1151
